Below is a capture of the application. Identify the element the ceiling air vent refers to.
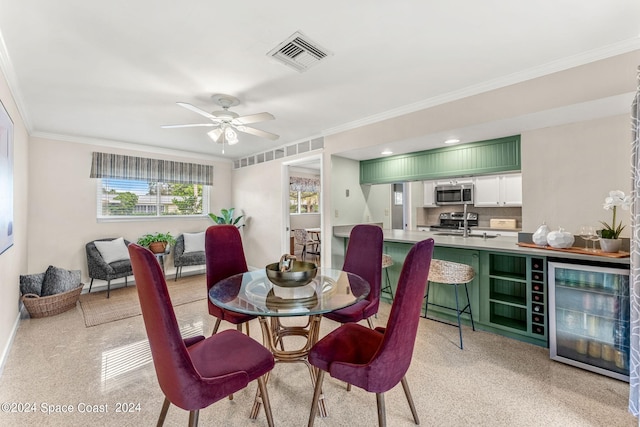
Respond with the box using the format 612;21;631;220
268;31;332;72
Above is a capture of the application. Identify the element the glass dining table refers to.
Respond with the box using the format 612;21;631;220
209;267;370;418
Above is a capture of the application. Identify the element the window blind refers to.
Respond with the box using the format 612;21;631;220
90;152;214;185
290;176;320;192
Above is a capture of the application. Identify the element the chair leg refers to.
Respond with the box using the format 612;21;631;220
257;375;275;427
376;392;387;427
454;283;464;350
367;317;375;329
107;280;111;299
156;397;170;427
464;283;476;331
423;282;430;318
307;370;325;427
88;278;94;293
212;318;222;335
125;276;128;287
401;376;420;425
381;268;394;300
188;410;199;427
175;266;180;282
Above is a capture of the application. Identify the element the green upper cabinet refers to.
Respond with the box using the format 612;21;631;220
360;135;521;184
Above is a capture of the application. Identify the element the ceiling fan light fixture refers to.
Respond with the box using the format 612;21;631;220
225;127;239;145
207;128;223;142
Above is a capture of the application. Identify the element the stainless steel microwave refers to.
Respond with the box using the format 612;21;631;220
435;184;474;205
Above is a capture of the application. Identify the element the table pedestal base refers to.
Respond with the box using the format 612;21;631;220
249;314;327;419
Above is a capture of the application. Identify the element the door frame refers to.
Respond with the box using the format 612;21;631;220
281;154;323;264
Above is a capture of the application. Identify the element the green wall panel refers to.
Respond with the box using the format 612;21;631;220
360;135;521;184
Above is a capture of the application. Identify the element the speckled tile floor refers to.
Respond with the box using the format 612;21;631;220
0;276;636;426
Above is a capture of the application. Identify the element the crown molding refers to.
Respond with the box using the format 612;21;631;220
30;131;232;163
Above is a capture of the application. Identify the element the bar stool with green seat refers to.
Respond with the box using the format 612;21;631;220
423;259;475;349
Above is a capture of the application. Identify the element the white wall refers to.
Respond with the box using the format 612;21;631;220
232;157;286;268
27;136;232;284
0;68;29;369
290;214;320;230
521;114;631;235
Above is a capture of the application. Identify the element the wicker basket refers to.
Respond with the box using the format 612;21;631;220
21;283;84;318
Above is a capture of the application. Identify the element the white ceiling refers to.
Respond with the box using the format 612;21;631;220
0;1;638;161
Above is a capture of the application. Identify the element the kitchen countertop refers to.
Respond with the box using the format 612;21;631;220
333;228;630;265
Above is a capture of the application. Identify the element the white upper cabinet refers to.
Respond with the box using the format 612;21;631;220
474;173;522;207
423;180;437;207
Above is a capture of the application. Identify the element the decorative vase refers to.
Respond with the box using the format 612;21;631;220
546;227;575;249
599;238;621;253
532;222;550;246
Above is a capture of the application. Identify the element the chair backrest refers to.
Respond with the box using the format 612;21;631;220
342;225;383;309
128;243;207;409
173;234;186;258
367;238;434;392
205;224;248;296
293;229;308;244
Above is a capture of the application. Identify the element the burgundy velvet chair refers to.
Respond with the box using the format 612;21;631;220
308;238;435;427
323;224;383;328
205;225;256;335
128;243;275;427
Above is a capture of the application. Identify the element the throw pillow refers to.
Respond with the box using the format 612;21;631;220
41;266;81;296
94;237;130;264
19;272;45;296
183;232;205;253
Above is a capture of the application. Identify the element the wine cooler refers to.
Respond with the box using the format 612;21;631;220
548;261;630;382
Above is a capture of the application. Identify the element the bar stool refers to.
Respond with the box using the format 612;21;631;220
423;259;475;349
381;254;394;299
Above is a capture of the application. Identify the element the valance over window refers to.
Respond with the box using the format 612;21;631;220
90;152;214;185
290;176;320;192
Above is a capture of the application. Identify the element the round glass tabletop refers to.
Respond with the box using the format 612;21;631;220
209;268;370;317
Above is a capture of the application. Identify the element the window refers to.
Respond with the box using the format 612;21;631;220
290;190;320;214
90;152;214;220
97;178;209;218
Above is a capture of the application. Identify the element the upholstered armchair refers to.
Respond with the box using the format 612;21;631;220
173;233;206;281
85;237;133;298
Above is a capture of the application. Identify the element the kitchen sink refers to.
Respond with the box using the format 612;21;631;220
434;232;498;239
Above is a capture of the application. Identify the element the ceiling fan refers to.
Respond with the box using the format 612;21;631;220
161;94;279;149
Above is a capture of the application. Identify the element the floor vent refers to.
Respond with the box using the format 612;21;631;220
267;31;332;72
233;137;324;169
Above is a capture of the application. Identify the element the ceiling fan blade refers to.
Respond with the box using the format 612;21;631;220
237;125;280;140
234;112;275;125
176;102;218;120
161;123;216;129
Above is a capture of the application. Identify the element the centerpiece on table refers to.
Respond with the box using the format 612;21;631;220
599;190;631;253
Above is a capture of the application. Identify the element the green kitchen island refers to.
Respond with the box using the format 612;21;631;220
333;226;630;348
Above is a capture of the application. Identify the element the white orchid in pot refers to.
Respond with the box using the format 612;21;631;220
599;190;631;252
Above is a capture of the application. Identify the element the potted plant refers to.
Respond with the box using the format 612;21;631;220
137;232;176;254
599;190;631;252
208;208;244;228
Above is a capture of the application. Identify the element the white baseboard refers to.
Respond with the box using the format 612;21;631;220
0;306;23;378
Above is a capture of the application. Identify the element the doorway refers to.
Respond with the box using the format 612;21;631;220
391;183;404;230
283;155;323;264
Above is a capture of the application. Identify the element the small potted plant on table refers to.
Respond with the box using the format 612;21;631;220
137;232;176;254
